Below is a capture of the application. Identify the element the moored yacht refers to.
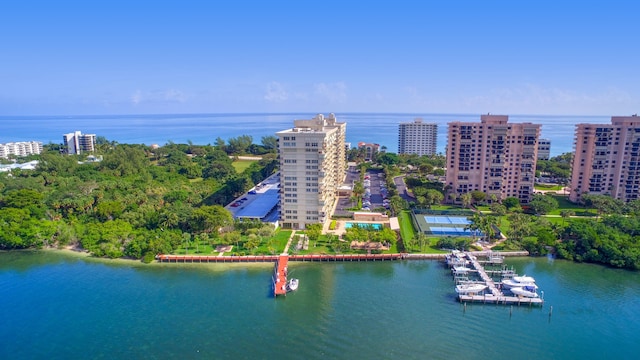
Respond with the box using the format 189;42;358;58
510;286;539;298
455;283;487;295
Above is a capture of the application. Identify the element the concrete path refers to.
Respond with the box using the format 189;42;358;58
282;230;297;254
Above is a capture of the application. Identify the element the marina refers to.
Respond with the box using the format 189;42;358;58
445;251;544;306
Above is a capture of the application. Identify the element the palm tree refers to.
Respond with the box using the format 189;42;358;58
560;209;575;225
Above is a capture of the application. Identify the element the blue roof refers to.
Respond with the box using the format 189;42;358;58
234;188;279;219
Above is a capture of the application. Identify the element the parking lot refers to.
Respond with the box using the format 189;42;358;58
334;166;389;217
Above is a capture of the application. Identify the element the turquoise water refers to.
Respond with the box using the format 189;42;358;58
1;251;640;359
344;222;383;230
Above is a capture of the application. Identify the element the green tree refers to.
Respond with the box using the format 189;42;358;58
528;194;559;215
261;136;278;151
560;209;575;225
306;223;322;248
460;192;472;209
424;189;444;207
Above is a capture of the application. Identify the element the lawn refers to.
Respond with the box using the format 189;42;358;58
534;183;563;191
174;230;292;255
398;210;416;243
232;159;257;173
547;194;597;216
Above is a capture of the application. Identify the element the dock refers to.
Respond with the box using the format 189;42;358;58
452;252;544;306
465;253;503;297
273;255;289;297
458;294;544;305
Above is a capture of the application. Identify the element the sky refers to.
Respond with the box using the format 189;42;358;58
1;0;639;116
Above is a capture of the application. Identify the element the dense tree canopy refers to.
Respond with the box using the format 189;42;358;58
0;140;278;260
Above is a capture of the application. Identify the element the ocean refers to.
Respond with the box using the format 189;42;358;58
1;251;639;359
0;113;613;157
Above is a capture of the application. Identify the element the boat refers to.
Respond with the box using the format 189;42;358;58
502;279;538;289
501;274;538;289
445;251;469;267
452;266;471;275
286;278;299;292
510;286;539;298
455;283;487;295
513;275;536;283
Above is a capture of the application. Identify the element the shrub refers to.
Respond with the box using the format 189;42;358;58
329;220;337;230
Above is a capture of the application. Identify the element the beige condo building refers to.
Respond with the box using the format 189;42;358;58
446;115;541;203
276;114;347;229
569;115;640;203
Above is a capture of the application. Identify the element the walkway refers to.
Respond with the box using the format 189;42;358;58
282;230;297;254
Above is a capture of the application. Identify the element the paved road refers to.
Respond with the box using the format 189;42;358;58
394;175;415;202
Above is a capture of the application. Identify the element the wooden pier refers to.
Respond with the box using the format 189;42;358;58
273;255;289;297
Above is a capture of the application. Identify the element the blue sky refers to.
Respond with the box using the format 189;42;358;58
1;0;638;116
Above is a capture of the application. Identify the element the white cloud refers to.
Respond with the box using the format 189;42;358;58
314;82;347;104
264;81;288;102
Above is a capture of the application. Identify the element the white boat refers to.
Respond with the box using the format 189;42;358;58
502;279;538;290
452;266;471;274
510;286;539;298
445;251;469;267
455;283;487;295
513;275;536;283
286;278;299;292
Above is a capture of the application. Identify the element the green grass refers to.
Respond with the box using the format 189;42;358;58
546;194;598;217
398;210;416;243
534;183;563;191
232;159;257;173
173;230;292;255
429;205;460;211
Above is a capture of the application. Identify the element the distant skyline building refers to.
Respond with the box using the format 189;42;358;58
446;114;541;203
357;142;380;161
569;115;640;203
276;113;347;229
0;141;43;159
63;131;96;155
398;119;438;156
537;139;551;160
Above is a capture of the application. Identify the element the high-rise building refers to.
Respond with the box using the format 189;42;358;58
446;115;541;203
537;139;551;160
569;115;640;203
0;141;43;159
63;131;96;155
276;114;347;229
398;119;438;156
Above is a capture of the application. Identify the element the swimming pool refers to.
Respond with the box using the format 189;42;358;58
345;222;383;230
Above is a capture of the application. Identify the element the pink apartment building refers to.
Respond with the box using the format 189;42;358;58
569;115;640;203
446;115;541;203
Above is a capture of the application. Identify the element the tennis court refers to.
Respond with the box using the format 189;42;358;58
413;212;481;237
423;216;471;225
